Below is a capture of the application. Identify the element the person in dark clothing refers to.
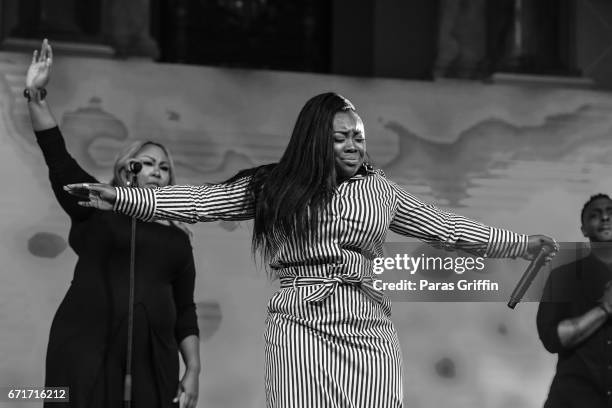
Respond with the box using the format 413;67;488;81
537;193;612;408
26;39;200;408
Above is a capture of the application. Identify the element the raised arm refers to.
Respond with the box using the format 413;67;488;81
26;39;56;131
387;181;555;259
27;40;97;221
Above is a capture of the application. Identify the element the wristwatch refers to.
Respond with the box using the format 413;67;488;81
23;88;47;102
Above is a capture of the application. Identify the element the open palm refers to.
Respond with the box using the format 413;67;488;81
63;183;117;211
26;39;53;90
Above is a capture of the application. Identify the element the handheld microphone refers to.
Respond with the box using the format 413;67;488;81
126;161;142;188
508;245;552;309
128;161;142;174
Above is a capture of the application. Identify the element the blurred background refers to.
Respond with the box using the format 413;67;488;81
2;0;612;84
2;0;612;407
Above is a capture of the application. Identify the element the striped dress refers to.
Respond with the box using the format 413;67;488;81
114;166;528;407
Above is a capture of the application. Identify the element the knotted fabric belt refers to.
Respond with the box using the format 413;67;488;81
279;273;384;304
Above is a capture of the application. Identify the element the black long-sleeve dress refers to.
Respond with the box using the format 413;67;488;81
36;127;199;408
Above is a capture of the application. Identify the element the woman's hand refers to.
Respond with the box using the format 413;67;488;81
63;183;117;211
26;38;53;91
525;234;559;263
173;369;199;408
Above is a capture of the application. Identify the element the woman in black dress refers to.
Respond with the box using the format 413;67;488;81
26;39;200;408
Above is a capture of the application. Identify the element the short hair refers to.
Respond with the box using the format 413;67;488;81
110;140;191;237
110;140;177;188
581;193;612;224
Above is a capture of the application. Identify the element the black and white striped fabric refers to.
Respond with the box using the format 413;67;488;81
114;167;528;407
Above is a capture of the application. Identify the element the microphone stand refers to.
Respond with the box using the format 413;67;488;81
123;163;141;408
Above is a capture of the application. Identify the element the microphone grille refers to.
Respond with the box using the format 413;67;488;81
129;161;143;173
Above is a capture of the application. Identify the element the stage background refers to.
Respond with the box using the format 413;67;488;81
2;50;612;407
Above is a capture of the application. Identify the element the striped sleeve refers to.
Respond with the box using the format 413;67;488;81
113;176;255;223
387;181;528;258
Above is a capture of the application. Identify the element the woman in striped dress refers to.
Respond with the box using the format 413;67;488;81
66;92;556;407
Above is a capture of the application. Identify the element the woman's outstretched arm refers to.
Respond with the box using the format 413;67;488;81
64;175;256;223
387;180;557;260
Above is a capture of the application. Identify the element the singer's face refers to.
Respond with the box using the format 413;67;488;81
133;144;170;188
581;197;612;242
333;110;366;181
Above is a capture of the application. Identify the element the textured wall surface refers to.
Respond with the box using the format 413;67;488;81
2;50;612;407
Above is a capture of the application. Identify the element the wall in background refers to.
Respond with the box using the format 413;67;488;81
2;50;612;407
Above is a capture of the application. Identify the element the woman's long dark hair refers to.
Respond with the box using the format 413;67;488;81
227;93;355;265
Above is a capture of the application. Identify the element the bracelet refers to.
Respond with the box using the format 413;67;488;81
23;88;47;102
